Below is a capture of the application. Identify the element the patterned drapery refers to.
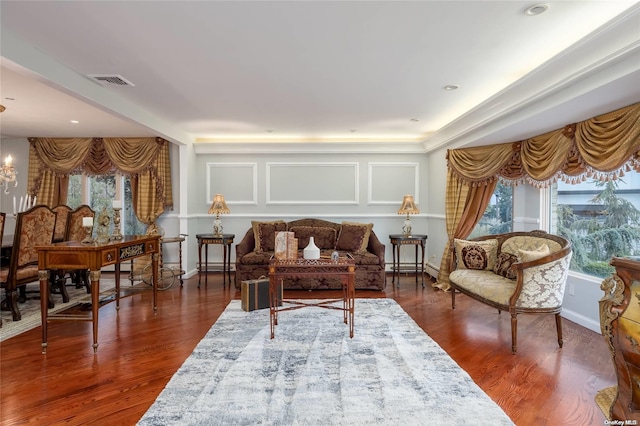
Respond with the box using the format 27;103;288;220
436;102;640;290
27;137;173;227
447;103;640;187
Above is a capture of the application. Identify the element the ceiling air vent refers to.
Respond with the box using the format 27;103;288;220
87;74;135;87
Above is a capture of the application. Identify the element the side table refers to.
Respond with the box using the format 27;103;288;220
389;234;428;288
196;234;234;288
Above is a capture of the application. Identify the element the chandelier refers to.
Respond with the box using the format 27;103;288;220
0;155;18;194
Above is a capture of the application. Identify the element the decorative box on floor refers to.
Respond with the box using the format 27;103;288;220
241;276;282;312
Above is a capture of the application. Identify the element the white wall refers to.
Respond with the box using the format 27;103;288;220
0;137;31;236
185;149;430;277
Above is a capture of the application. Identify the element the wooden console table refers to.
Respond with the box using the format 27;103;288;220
268;257;355;339
37;235;160;354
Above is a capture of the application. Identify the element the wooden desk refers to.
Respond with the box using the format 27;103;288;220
389;234;428;288
196;234;234;288
37;235;160;354
268;257;355;339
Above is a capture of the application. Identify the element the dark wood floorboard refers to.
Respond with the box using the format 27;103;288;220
0;272;614;425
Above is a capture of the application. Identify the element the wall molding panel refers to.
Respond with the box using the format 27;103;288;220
368;162;420;205
266;162;359;205
206;162;257;205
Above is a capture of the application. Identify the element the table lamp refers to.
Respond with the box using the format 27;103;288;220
397;194;419;237
208;193;230;237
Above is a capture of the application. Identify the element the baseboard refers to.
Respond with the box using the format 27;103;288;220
561;308;601;334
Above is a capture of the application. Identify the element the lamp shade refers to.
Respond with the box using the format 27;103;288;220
397;195;419;215
208;194;230;215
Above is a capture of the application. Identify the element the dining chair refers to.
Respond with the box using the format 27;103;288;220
0;205;57;321
49;205;73;301
52;205;72;243
0;212;5;327
64;205;96;293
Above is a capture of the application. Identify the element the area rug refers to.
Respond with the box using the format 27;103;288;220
1;279;117;342
138;299;514;425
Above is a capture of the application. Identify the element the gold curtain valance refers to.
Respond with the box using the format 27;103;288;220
27;137;173;224
28;137;166;177
447;102;640;187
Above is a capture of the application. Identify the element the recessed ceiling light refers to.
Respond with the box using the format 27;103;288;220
409;118;419;122
70;120;79;124
524;4;549;16
266;130;274;133
349;129;357;133
444;85;460;91
4;97;15;101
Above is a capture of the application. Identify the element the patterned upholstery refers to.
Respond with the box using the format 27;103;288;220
0;212;4;328
62;205;96;293
66;205;95;241
236;218;386;290
1;205;57;321
449;230;572;354
52;205;72;243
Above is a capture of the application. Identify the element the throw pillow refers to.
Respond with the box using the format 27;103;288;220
454;238;498;271
518;244;550;263
336;221;373;254
289;226;337;250
494;252;519;280
251;220;286;252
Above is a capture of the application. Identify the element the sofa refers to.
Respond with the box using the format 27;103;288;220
235;218;386;290
448;230;572;354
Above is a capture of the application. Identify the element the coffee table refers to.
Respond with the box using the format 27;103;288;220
268;257;356;339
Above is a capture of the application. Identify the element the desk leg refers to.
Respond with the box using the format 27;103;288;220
205;244;209;287
39;270;50;354
89;270;101;354
198;240;203;288
115;262;121;310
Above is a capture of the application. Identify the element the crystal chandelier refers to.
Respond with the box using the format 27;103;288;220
0;155;18;194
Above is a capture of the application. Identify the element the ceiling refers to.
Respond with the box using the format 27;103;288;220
1;1;639;151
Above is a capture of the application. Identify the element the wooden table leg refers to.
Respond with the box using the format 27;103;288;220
39;270;50;354
89;270;101;354
198;240;203;288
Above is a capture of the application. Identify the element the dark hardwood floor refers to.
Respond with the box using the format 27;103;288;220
1;272;614;425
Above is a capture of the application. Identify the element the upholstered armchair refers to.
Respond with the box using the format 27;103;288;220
449;230;572;353
0;212;5;327
0;205;57;321
63;205;95;293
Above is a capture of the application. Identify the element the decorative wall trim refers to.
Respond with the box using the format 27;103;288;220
266;162;359;205
368;162;420;205
206;162;257;205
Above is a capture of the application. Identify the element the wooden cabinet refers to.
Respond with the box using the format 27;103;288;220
598;257;640;422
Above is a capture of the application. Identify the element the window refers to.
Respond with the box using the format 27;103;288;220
67;173;146;235
549;171;640;278
470;182;513;238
